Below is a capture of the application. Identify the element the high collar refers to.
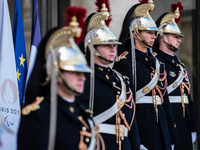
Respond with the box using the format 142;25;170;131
95;64;112;75
155;49;181;66
94;64;121;87
136;48;155;67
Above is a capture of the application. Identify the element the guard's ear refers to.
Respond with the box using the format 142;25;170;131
132;32;137;39
132;32;141;42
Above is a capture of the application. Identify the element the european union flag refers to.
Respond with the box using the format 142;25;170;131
13;0;27;107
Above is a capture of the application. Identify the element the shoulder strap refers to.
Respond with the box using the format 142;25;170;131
87;119;96;150
136;58;160;101
167;64;184;94
93;72;126;124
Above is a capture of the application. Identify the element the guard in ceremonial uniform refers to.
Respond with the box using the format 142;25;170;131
113;0;178;149
17;7;104;150
77;2;140;150
153;2;198;150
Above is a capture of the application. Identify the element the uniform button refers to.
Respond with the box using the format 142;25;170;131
113;82;116;86
145;57;148;61
117;91;120;94
85;138;90;143
172;60;175;63
69;107;74;113
108;69;110;72
82;126;86;131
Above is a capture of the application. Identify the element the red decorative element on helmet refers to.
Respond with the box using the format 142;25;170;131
65;6;87;44
170;2;183;23
95;0;112;26
139;0;149;4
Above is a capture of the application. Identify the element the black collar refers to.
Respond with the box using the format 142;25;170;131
155;49;180;66
136;49;155;67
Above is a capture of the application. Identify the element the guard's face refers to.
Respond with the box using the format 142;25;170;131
62;71;86;94
94;44;117;65
165;34;182;50
140;30;157;47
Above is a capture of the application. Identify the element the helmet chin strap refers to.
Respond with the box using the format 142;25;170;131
57;70;81;95
160;33;179;52
97;54;114;63
133;28;152;48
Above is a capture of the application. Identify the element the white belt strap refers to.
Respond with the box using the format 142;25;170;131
93;73;126;124
136;59;160;101
87;119;96;150
169;95;189;104
99;124;128;137
136;96;161;105
167;65;184;94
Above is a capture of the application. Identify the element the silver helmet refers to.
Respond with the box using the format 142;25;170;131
84;3;121;63
130;0;159;47
45;17;91;81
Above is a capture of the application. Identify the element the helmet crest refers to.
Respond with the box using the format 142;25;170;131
170;2;183;23
65;6;87;44
95;0;111;26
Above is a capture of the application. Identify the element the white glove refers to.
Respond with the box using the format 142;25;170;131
140;144;148;150
171;144;175;150
191;132;197;143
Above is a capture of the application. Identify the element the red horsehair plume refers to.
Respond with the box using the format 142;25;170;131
170;2;183;23
95;0;111;26
65;6;87;44
139;0;149;4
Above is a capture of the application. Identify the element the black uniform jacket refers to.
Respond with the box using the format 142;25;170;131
154;49;199;150
77;64;140;150
17;94;95;150
114;49;178;150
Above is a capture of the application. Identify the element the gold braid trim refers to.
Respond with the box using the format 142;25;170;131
78;117;105;150
78;116;90;130
94;123;105;150
22;96;44;115
152;89;159;122
180;83;185;117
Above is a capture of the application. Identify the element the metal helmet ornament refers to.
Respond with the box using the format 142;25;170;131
45;7;91;95
158;2;183;37
43;7;91;150
84;1;121;63
130;0;159;47
83;0;121;117
157;2;183;51
115;0;159;98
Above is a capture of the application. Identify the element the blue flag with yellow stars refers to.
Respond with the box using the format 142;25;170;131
13;0;27;108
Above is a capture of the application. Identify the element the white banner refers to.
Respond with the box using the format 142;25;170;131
0;0;20;150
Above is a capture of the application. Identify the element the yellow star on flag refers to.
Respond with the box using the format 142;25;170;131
16;68;21;81
19;53;26;67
